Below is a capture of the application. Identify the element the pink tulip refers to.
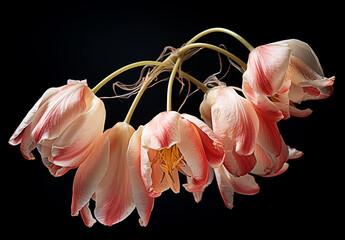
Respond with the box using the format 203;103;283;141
200;86;259;177
126;111;225;226
71;122;136;227
8;80;106;176
243;39;335;122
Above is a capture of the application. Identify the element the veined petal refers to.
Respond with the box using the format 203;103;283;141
127;126;154;227
214;165;235;209
244;43;292;96
181;113;225;168
192;166;214;203
199;87;219;127
80;202;96;228
243;81;284;122
278;39;324;76
9;87;60;145
94;122;135;226
19;123;37;160
31;83;94;144
50;97;105;167
255;109;282;156
222;148;257;177
71;132;110;217
211;87;259;156
215;165;259;209
141;111;181;149
177;118;209;193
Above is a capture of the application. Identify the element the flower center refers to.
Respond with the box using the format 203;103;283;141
151;145;189;183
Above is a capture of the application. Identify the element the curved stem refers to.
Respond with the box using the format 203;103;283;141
186;27;254;51
178;43;247;70
91;61;163;94
166;57;183;111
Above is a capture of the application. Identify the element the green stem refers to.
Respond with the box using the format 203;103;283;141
166;57;183;111
186;27;254;51
178;42;247;70
91;61;163;94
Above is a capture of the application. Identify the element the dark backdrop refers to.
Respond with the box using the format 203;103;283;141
4;0;341;237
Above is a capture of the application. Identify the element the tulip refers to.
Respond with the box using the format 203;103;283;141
71;122;135;227
8;80;106;176
200;86;259;177
127;111;225;226
243;39;335;121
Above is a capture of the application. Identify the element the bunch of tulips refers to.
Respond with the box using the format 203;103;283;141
9;28;335;227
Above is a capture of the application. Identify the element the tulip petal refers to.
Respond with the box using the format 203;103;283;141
211;87;259;156
243;81;284;122
80;202;96;228
215;165;259;209
94;122;136;226
71;132;110;217
141;111;181;149
255;109;282;157
244;43;292;96
31;83;93;144
9;87;60;145
279;39;324;76
177;118;209;193
50;97;105;167
181;113;225;168
127;126;154;227
223;148;257;177
214;165;235;209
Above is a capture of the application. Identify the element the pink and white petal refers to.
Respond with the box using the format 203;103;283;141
288;146;304;159
199;87;220;127
50;97;105;167
94;122;135;226
214;165;235;209
192;166;214;203
279;39;324;76
252;144;276;176
177;118;209;193
243;81;284;122
140;147;161;197
9;87;60;145
141;111;181;150
229;173;260;195
32;84;93;144
71;132;110;217
211;87;258;156
19;124;37;160
255;109;282;157
127;126;154;227
263;163;289;178
181;113;225;168
244;43;292;96
289;105;312;117
80;202;96;228
223;148;256;177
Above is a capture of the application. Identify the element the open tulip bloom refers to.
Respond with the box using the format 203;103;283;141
9;27;334;227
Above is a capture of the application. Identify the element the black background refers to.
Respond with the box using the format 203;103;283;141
4;0;342;237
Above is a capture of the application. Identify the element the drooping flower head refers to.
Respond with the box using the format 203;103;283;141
199;84;304;209
243;39;335;121
200;86;259;177
127;111;225;226
9;80;106;176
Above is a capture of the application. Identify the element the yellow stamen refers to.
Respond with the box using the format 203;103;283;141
268;94;280;102
151;145;189;184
